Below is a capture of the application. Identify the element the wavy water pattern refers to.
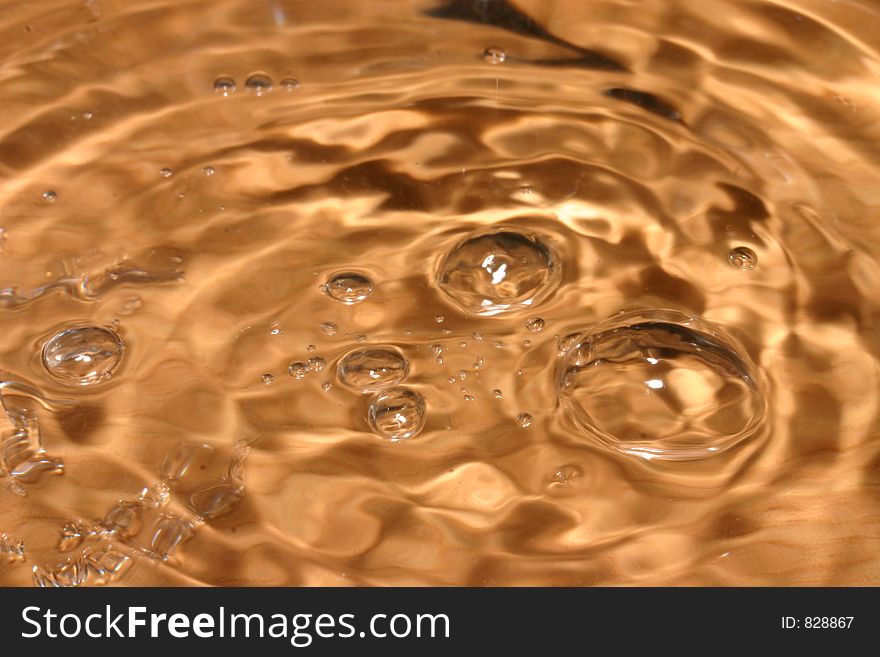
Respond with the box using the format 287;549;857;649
0;0;879;586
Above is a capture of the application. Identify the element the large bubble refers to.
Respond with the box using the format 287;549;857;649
557;310;765;461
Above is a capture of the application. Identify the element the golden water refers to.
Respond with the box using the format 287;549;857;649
1;0;879;586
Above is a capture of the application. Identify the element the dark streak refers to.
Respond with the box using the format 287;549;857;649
603;88;683;123
427;0;627;72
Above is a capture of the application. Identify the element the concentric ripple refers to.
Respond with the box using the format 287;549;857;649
557;310;766;461
436;226;561;316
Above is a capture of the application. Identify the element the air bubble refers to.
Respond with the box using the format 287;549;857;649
280;78;301;92
159;167;173;178
213;76;236;95
526;317;545;332
201;166;216;176
288;362;308;379
557;310;766;461
728;246;758;271
516;412;533;428
368;386;426;441
322;272;373;304
261;374;274;385
337;346;409;393
42;325;124;386
556;333;578;356
482;46;507;64
307;356;326;373
320;321;338;336
245;73;273;95
42;190;57;202
547;465;582;490
437;226;560;316
491;389;503;399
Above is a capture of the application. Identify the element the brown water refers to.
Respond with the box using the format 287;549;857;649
1;0;879;586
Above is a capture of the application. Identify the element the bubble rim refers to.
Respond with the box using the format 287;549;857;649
366;385;427;442
556;308;768;462
335;344;410;394
321;270;375;305
40;323;126;387
434;223;563;318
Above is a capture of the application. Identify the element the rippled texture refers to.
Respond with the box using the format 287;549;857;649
1;0;880;586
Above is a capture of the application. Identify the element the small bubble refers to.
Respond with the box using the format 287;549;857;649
337;346;409;393
320;322;338;336
355;334;367;343
435;315;445;324
526;317;545;333
472;331;484;341
447;376;456;384
42;325;124;386
516;369;524;376
522;339;531;348
159;167;173;178
245;72;273;95
82;111;93;120
728;246;758;271
459;341;468;349
493;340;504;349
516;412;533;428
269;321;282;336
520;185;533;195
440;328;453;335
321;381;332;391
280;78;301;92
473;357;484;369
261;373;274;385
482;45;507;64
149;515;192;560
430;344;443;356
549;465;582;488
201;166;216;176
556;333;579;356
458;370;467;381
491;389;503;399
42;190;57;202
368;386;427;441
306;344;316;352
322;272;373;304
463;394;475;402
288;361;308;379
213;76;236;95
307;356;326;373
104;501;142;538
